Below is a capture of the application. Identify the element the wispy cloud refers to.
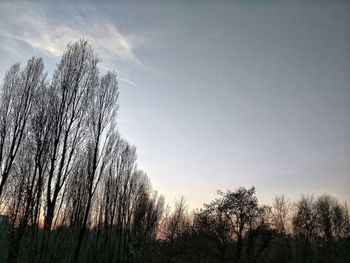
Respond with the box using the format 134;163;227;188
119;77;140;88
0;1;141;65
99;63;140;88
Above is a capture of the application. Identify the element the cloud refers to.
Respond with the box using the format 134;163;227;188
99;63;140;88
119;77;140;88
0;1;140;65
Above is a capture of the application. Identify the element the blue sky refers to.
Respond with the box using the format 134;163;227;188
0;0;349;209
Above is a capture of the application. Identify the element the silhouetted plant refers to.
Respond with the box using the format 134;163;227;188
0;40;349;263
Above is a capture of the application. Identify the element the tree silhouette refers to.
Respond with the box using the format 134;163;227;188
0;40;349;263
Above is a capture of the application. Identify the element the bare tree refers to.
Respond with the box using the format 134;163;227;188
272;195;292;235
72;70;119;262
92;138;163;262
270;195;293;260
0;58;47;262
332;202;349;240
194;194;233;262
315;195;335;243
193;187;274;262
39;40;98;261
0;58;45;197
223;187;260;260
292;195;317;259
163;197;190;243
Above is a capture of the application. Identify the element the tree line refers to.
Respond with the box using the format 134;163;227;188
0;40;349;262
161;188;349;262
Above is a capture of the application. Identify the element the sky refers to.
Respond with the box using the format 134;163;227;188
0;0;349;210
